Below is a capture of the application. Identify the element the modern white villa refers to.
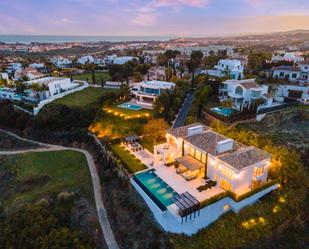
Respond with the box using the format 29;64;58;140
275;83;309;103
25;77;79;98
272;61;309;83
131;123;278;235
205;59;244;80
131;80;175;108
271;51;304;64
218;79;271;111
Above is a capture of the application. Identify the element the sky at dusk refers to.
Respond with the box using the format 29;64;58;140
1;0;309;36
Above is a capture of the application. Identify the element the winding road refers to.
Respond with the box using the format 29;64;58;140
0;129;120;249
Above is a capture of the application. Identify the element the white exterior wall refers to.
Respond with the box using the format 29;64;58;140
300;64;309;73
275;84;309;101
0;72;9;80
33;81;88;115
131;177;278;235
273;70;301;82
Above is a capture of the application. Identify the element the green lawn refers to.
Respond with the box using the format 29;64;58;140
71;72;111;84
109;143;147;173
1;150;94;208
53;87;118;108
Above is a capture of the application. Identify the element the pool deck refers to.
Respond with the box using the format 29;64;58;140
128;144;224;202
153;163;225;202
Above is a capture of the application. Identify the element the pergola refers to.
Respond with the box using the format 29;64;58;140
176;155;204;172
173;191;200;223
123;134;140;143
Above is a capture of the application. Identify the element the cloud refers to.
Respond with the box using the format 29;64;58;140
132;13;157;26
131;0;208;27
153;0;209;8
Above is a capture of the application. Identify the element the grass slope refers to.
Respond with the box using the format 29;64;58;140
71;72;111;84
52;87;117;109
1;150;94;208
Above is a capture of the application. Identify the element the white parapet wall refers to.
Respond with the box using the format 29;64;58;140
131;178;278;235
33;81;88;115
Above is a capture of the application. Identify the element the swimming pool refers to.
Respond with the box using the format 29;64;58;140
133;170;179;211
118;102;142;111
211;107;235;117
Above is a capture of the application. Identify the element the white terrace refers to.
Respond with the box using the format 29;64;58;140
153;162;225;202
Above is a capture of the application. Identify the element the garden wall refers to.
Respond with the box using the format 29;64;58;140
33;81;88;115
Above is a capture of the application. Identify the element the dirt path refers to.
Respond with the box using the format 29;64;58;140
0;129;120;249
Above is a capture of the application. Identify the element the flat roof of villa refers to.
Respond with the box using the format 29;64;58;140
239;81;261;89
218;146;271;170
141;80;175;89
167;123;210;138
27;77;69;85
272;66;301;72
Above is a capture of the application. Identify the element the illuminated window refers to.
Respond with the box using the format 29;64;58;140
253;166;264;177
195;150;201;161
220;179;232;191
190;146;195;157
223;204;230;211
201;153;206;163
221;166;234;179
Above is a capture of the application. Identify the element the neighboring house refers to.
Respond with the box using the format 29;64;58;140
104;54;117;65
299;60;309;82
15;67;46;80
131;123;277;235
29;63;45;69
173;54;190;69
219;79;270;111
25;77;78;98
272;66;302;82
113;56;138;65
51;57;72;68
271;51;304;64
0;87;22;101
275;83;309;103
146;66;166;81
173;45;235;57
78;55;95;65
206;59;244;80
131;80;175;108
6;63;22;74
0;72;9;81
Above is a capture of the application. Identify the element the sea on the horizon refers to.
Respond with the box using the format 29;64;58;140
0;35;171;44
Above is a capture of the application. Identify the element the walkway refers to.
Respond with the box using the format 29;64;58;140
173;92;195;128
0;129;120;249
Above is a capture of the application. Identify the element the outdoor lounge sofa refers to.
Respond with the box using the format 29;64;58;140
182;171;199;181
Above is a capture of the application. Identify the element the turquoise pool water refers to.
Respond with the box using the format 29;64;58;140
118;102;142;111
134;170;179;209
211;107;235;117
